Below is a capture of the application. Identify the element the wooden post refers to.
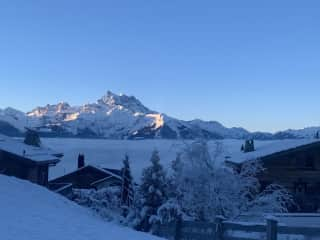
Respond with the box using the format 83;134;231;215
215;216;225;240
266;218;278;240
174;218;181;240
150;221;160;236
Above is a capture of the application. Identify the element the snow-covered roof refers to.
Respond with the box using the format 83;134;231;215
222;138;320;164
0;134;62;164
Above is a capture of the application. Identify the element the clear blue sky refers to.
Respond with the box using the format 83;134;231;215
0;1;320;132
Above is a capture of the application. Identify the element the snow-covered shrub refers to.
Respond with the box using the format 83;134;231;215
156;198;183;224
73;186;123;222
122;185;144;229
248;184;295;213
237;160;264;212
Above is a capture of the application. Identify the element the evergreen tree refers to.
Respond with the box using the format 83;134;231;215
24;128;41;147
244;139;255;153
241;144;244;152
251;139;255;151
171;153;182;179
167;153;183;200
121;154;133;208
138;150;167;231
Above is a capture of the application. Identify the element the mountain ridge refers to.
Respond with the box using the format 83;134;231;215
0;91;317;140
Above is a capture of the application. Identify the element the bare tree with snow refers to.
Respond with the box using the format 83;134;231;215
166;140;294;222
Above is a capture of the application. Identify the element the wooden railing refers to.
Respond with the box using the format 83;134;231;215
153;217;320;240
48;182;73;199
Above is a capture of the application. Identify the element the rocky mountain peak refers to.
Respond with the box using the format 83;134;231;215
97;91;153;114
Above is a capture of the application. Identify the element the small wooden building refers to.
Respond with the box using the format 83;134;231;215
49;155;134;205
226;140;320;212
0;134;63;186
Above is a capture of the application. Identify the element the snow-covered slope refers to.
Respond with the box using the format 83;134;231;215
0;91;318;139
283;127;320;139
0;174;161;240
0;107;28;136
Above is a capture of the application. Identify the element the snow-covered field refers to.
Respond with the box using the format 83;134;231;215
45;138;183;180
0;174;162;240
44;138;319;181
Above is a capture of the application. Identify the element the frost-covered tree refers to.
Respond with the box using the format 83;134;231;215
121;154;133;209
138;150;168;231
168;140;294;221
170;140;239;221
166;153;183;199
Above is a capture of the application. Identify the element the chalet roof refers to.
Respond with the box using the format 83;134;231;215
49;165;122;189
102;167;122;177
50;165;122;183
224;138;320;165
0;134;63;165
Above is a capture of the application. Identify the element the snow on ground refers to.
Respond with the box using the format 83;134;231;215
44;138;319;181
46;138;182;181
0;174;162;240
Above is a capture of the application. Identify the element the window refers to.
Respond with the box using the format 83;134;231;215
294;179;307;195
305;155;315;169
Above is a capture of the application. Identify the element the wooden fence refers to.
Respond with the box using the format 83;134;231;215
153;217;320;240
48;182;73;199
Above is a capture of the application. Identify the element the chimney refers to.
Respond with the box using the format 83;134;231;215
78;154;85;168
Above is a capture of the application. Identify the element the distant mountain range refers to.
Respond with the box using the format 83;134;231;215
0;91;318;140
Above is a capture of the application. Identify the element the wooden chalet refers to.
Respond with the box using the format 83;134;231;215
0;133;63;186
225;139;320;212
49;155;134;206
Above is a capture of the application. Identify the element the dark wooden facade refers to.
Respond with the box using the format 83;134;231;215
0;149;58;186
236;141;320;212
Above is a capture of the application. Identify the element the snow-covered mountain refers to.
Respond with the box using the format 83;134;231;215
0;107;29;136
0;91;317;140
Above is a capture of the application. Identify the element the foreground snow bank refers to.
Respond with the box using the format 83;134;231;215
0;175;162;240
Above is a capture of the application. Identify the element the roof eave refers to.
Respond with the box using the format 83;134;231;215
32;158;61;166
